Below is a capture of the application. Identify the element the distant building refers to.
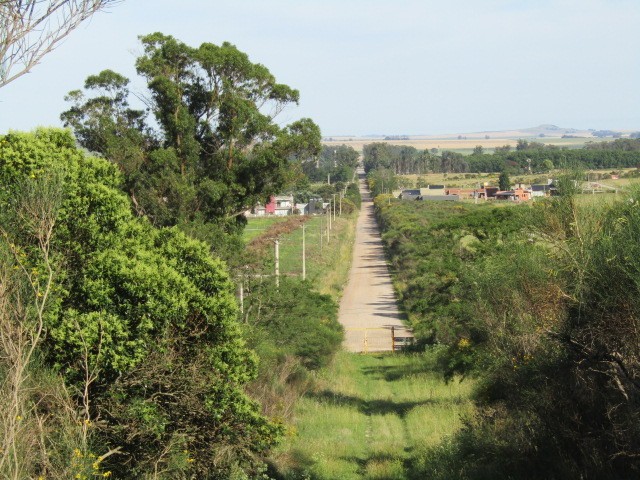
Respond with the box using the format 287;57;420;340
420;185;446;196
399;189;422;200
251;194;296;216
495;188;531;202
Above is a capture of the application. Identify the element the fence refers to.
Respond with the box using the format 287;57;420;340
345;326;415;353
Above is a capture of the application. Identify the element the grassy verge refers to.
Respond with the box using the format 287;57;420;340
247;213;357;300
269;350;473;480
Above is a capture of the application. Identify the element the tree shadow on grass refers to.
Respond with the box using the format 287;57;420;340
307;389;437;418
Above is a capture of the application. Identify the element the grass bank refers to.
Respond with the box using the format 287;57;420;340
269;350;473;480
245;213;357;300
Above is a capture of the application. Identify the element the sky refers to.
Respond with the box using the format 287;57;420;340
1;0;639;136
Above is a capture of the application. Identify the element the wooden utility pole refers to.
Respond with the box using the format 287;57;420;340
275;239;280;287
320;216;323;252
302;223;306;281
332;194;337;222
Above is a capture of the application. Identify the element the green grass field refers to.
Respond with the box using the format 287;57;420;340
247;213;357;299
243;216;290;241
269;350;474;479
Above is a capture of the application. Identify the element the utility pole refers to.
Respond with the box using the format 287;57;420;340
339;193;342;216
332;194;337;222
274;239;280;287
320;216;323;252
302;223;306;281
327;203;331;243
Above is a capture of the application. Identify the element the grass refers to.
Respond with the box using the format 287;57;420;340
250;212;357;300
243;216;290;242
269;350;474;480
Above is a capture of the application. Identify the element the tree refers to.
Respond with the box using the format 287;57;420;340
0;0;118;88
472;145;484;155
62;34;321;253
541;159;554;172
498;171;510;190
0;129;282;477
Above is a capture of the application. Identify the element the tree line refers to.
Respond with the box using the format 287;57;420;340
363;138;640;176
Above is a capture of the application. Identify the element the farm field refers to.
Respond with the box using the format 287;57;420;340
269;351;473;480
323;134;597;154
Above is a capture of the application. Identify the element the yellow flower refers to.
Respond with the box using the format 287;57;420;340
103;472;112;477
457;338;471;349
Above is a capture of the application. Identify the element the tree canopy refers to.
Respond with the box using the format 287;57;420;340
62;33;321;255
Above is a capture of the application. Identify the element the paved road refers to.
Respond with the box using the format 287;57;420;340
338;170;412;352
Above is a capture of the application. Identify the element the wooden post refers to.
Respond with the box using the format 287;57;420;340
302;223;306;281
391;326;395;352
239;281;244;314
332;194;337;222
320;216;323;252
275;239;280;287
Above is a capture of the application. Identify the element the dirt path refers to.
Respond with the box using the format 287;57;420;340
338;169;411;352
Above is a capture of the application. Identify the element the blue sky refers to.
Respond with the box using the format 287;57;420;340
1;0;639;136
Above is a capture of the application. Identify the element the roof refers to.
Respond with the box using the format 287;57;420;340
531;184;556;191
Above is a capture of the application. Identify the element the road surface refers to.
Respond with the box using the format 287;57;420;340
338;169;412;352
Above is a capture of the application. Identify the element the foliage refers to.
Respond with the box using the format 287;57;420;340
498;171;510;190
0;129;281;478
377;188;640;479
362;139;640;176
302;144;359;183
374;199;524;352
243;278;343;371
61;33;321;260
367;168;398;197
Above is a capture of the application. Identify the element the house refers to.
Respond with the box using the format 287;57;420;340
446;188;477;199
473;186;499;199
251;194;295;216
273;195;294;216
295;203;309;215
495;188;531;202
530;180;557;197
399;189;422;200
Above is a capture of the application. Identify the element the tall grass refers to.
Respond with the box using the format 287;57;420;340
269;350;473;480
